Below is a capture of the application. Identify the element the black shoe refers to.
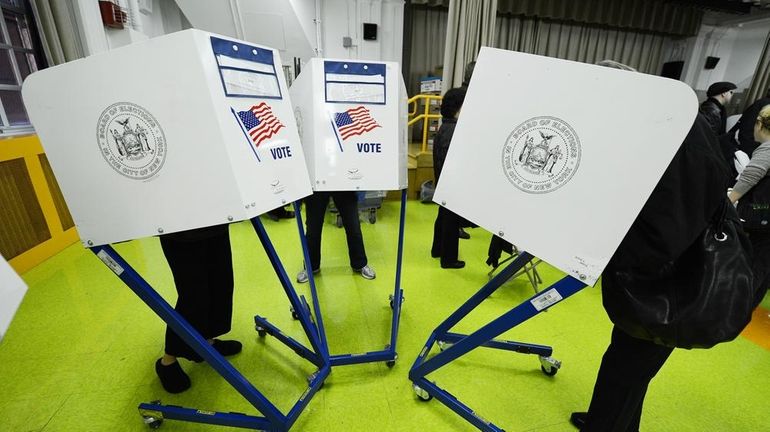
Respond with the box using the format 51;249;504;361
441;260;465;269
459;228;470;239
179;351;204;363
212;339;242;357
155;359;191;393
265;211;280;221
279;210;295;219
176;339;242;363
431;250;440;258
570;412;587;429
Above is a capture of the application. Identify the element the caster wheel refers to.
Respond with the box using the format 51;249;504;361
290;306;299;320
540;366;559;376
413;384;432;402
336;215;343;228
539;355;561;377
143;417;163;429
384;348;397;368
541;365;558;376
255;325;267;337
368;211;376;224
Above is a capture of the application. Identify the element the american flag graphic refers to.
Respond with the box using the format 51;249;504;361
236;102;284;147
334;106;381;140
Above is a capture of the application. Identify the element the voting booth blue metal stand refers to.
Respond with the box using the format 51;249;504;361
409;251;587;432
253;202;331;362
288;57;408;368
91;205;328;431
302;189;407;368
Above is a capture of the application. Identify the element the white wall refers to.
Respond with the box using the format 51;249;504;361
321;0;404;63
174;0;315;66
72;0;405;68
675;19;768;100
71;0;188;53
723;20;769;90
289;0;320;55
692;26;737;92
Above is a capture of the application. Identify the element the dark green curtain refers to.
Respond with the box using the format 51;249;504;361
495;16;668;74
411;0;704;37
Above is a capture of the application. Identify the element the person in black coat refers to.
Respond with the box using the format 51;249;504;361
570;114;732;431
431;87;467;269
699;81;737;135
736;88;770;156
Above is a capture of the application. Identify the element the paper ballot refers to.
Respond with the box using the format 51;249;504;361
434;47;698;285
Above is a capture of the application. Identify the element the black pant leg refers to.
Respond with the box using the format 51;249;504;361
432;208;443;257
750;232;770;300
160;231;216;359
304;192;330;271
332;191;368;269
583;326;674;432
204;225;234;338
439;207;460;264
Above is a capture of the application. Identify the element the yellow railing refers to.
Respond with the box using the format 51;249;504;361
407;94;442;153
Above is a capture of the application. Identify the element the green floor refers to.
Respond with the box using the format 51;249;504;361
2;200;769;431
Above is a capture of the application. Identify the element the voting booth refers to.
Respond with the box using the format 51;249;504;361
24;29;312;246
408;47;697;432
0;255;27;342
289;57;408;191
286;58;408;368
23;29;328;431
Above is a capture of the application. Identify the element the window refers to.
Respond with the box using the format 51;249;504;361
0;0;46;135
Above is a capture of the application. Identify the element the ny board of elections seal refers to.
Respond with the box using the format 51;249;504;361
502;116;580;194
96;102;166;180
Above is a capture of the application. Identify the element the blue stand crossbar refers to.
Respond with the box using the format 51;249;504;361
91;204;329;431
299;189;407;368
408;251;587;432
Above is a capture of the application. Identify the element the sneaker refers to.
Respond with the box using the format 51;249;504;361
354;265;376;280
155;359;191;393
296;267;320;283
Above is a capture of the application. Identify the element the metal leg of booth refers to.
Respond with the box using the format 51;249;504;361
487;247;543;294
250;206;328;363
408;252;587;432
90;221;329;431
304;189;407;368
